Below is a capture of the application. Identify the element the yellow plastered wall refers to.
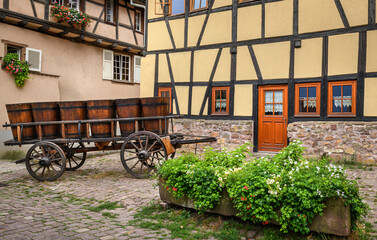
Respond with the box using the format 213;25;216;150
169;19;185;49
253;42;290;79
191;87;208;115
265;0;293;38
366;30;377;72
159;54;171;83
340;0;368;27
213;0;232;9
364;78;377;116
169;52;191;82
148;0;164;19
140;55;155;97
148;21;173;51
201;11;232;45
238;5;261;41
234;85;253;116
328;33;358;76
299;0;343;34
213;48;231;82
193;49;219;81
175;86;189;115
294;38;322;78
188;15;206;47
237;46;258;80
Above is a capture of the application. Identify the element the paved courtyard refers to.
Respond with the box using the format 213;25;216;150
0;152;376;239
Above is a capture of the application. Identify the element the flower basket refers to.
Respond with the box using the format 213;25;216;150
50;3;92;28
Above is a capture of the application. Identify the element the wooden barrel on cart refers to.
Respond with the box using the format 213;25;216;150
6;103;36;141
86;100;115;138
115;98;141;137
59;101;86;138
140;97;169;134
31;102;61;139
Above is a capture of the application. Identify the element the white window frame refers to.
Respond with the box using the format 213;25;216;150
113;53;130;82
26;48;42;72
134;56;141;83
135;10;141;32
68;0;80;10
105;0;114;23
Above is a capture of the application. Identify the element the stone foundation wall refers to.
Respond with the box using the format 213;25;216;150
172;119;253;152
288;121;377;165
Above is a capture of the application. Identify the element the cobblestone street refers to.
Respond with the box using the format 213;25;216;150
0;152;376;239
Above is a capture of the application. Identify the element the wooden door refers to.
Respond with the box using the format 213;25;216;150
258;85;288;152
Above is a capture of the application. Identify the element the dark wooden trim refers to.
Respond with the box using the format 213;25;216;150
327;74;358;81
164;17;176;49
369;0;376;24
34;0;45;4
252;84;258;152
188;50;194;115
293;0;298;35
116;0;119;40
247;45;263;83
230;48;236;116
293;77;322;83
92;8;104;33
320;36;329;118
288;40;295;119
87;0;104;7
30;0;38;18
366;71;377;77
184;0;189;48
3;0;9;9
291;116;377;122
183;115;253;120
126;4;138;45
118;22;133;30
196;0;214;47
334;0;350;28
199;47;222;115
44;0;49;20
154;54;159;97
261;0;265;38
357;31;366;117
166;53;180;114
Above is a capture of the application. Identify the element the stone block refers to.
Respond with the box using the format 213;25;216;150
344;148;355;155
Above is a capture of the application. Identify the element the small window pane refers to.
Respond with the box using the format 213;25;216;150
172;0;185;14
333;86;341;97
265;104;273;115
221;102;227;112
274;91;283;103
343;85;352;98
215;90;220;100
333;100;342;112
299;87;307;99
274;104;283;115
299;100;307;112
221;90;226;100
215;100;221;112
308;87;316;98
265;91;273;103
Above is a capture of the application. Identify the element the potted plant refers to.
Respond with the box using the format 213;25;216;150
50;3;92;28
1;53;30;87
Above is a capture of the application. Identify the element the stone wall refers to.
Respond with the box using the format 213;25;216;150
288;121;377;165
172;119;253;152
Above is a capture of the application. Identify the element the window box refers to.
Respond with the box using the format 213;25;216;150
50;2;92;28
328;81;356;117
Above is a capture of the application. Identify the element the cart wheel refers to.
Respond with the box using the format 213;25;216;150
25;142;66;181
120;131;167;179
63;142;86;171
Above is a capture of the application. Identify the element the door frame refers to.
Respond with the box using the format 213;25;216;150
257;84;288;152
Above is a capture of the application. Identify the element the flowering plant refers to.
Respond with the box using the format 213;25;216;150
1;53;30;87
158;141;369;235
50;3;92;28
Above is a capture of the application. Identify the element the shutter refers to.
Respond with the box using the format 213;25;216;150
26;48;42;72
103;49;114;80
134;56;141;83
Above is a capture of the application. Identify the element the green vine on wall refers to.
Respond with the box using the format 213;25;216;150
1;53;30;87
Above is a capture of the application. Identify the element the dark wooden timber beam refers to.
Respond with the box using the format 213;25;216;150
38;24;50;32
18;19;29;26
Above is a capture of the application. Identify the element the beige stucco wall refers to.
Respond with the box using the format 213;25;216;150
188;15;206;47
236;46;258;81
328;33;358;76
234;85;253;117
193;49;218;82
0;23;140;129
201;11;232;45
364;78;377;116
213;48;231;82
175;86;189;115
265;0;293;38
294;38;323;78
253;41;290;79
140;54;155;97
340;0;368;27
366;30;377;72
299;0;343;34
191;86;207;115
158;54;170;83
148;21;172;51
169;51;191;83
213;0;232;9
238;5;261;41
169;19;185;49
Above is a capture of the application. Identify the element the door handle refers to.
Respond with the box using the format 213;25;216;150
284;118;287;125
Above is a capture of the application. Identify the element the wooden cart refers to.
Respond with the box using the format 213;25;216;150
2;115;216;181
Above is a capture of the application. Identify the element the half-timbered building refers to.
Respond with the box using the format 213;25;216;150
141;0;377;163
0;0;145;154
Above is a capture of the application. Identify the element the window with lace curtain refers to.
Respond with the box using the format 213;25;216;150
295;82;320;117
212;86;229;115
328;81;356;117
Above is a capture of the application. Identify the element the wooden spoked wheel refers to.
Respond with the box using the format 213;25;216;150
62;142;87;171
120;131;167;179
25;142;66;181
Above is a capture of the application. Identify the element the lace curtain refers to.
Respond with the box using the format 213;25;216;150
333;96;352;107
300;97;317;108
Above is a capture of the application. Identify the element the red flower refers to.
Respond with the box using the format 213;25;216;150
243;186;249;190
298;215;300;217
252;215;255;218
166;186;169;190
303;215;306;218
172;187;177;192
241;197;244;201
264;221;268;225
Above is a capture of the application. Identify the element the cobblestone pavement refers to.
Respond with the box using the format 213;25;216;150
0;152;376;240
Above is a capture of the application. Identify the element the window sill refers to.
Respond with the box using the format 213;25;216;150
211;113;229;116
103;79;139;85
135;30;144;34
190;7;208;13
104;21;116;26
29;71;60;78
328;113;356;117
294;114;320;117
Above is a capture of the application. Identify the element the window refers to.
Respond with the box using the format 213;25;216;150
295;82;320;117
50;0;81;10
105;0;118;23
159;87;172;113
212;86;230;115
154;0;184;15
3;40;27;60
26;48;42;72
134;56;141;83
264;90;283;116
190;0;207;11
328;81;356;117
171;0;185;15
114;53;130;81
135;10;142;32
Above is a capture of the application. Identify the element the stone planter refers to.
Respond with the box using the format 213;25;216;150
159;182;351;236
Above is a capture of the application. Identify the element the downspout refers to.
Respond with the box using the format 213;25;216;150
129;0;146;48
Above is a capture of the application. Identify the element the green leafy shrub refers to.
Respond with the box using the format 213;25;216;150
158;141;369;235
1;53;30;87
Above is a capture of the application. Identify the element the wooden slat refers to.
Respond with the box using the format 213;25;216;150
135;120;139;132
17;126;21;142
61;124;66;139
161;136;175;155
86;123;90;138
111;122;115;138
159;119;162;135
38;125;42;140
